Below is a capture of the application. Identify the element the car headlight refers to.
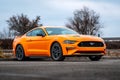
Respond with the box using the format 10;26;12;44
63;40;77;44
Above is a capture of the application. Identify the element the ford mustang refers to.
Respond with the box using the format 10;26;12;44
13;26;106;61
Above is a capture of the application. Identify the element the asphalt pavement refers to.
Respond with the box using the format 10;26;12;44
0;58;120;80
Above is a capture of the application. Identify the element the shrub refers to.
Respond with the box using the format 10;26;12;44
105;41;120;49
0;39;13;49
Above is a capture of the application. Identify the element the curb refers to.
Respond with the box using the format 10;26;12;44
102;56;120;59
0;56;119;61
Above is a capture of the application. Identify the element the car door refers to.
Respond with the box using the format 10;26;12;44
26;28;48;56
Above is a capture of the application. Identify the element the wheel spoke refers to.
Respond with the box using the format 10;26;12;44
51;43;65;61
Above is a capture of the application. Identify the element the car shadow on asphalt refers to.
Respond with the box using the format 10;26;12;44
0;57;104;62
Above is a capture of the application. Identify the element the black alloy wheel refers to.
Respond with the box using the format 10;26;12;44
51;42;65;61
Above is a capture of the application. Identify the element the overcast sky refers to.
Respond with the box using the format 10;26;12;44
0;0;120;37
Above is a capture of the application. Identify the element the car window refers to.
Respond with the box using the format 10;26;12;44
26;31;32;36
46;27;78;35
26;28;46;36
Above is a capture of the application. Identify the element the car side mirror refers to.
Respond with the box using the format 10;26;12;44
37;34;45;37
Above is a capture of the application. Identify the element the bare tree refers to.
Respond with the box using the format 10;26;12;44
0;32;3;39
7;14;42;36
66;7;102;35
0;28;15;39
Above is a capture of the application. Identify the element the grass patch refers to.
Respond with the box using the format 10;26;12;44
0;48;5;58
106;49;120;58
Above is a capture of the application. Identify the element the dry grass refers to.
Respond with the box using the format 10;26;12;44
0;48;5;58
106;49;120;58
0;49;13;58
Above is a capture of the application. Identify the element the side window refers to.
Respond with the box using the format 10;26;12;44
26;28;46;36
26;31;32;36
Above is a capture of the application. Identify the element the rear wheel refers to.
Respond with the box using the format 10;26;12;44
16;45;26;61
51;42;65;61
89;55;102;61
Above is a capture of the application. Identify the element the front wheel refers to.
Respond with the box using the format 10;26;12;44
89;55;102;61
51;42;65;61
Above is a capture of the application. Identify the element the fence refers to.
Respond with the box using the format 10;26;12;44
1;49;13;53
0;49;13;57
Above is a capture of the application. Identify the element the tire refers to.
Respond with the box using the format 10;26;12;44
51;42;65;61
16;45;26;61
89;55;102;61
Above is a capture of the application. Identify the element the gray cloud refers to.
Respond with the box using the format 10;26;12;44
0;0;120;37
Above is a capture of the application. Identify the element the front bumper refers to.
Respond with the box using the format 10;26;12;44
63;44;106;56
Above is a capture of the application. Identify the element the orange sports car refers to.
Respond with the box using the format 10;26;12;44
13;26;106;61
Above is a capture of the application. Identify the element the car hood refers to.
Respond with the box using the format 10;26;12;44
57;34;104;42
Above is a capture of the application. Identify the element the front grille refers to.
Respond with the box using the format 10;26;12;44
78;41;104;47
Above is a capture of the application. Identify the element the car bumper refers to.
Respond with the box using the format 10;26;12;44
63;44;106;56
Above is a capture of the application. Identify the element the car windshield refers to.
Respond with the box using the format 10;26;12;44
46;27;79;35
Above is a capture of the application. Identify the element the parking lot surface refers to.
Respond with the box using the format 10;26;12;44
0;58;120;80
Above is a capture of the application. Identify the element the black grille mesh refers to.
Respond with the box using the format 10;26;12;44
78;41;104;47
